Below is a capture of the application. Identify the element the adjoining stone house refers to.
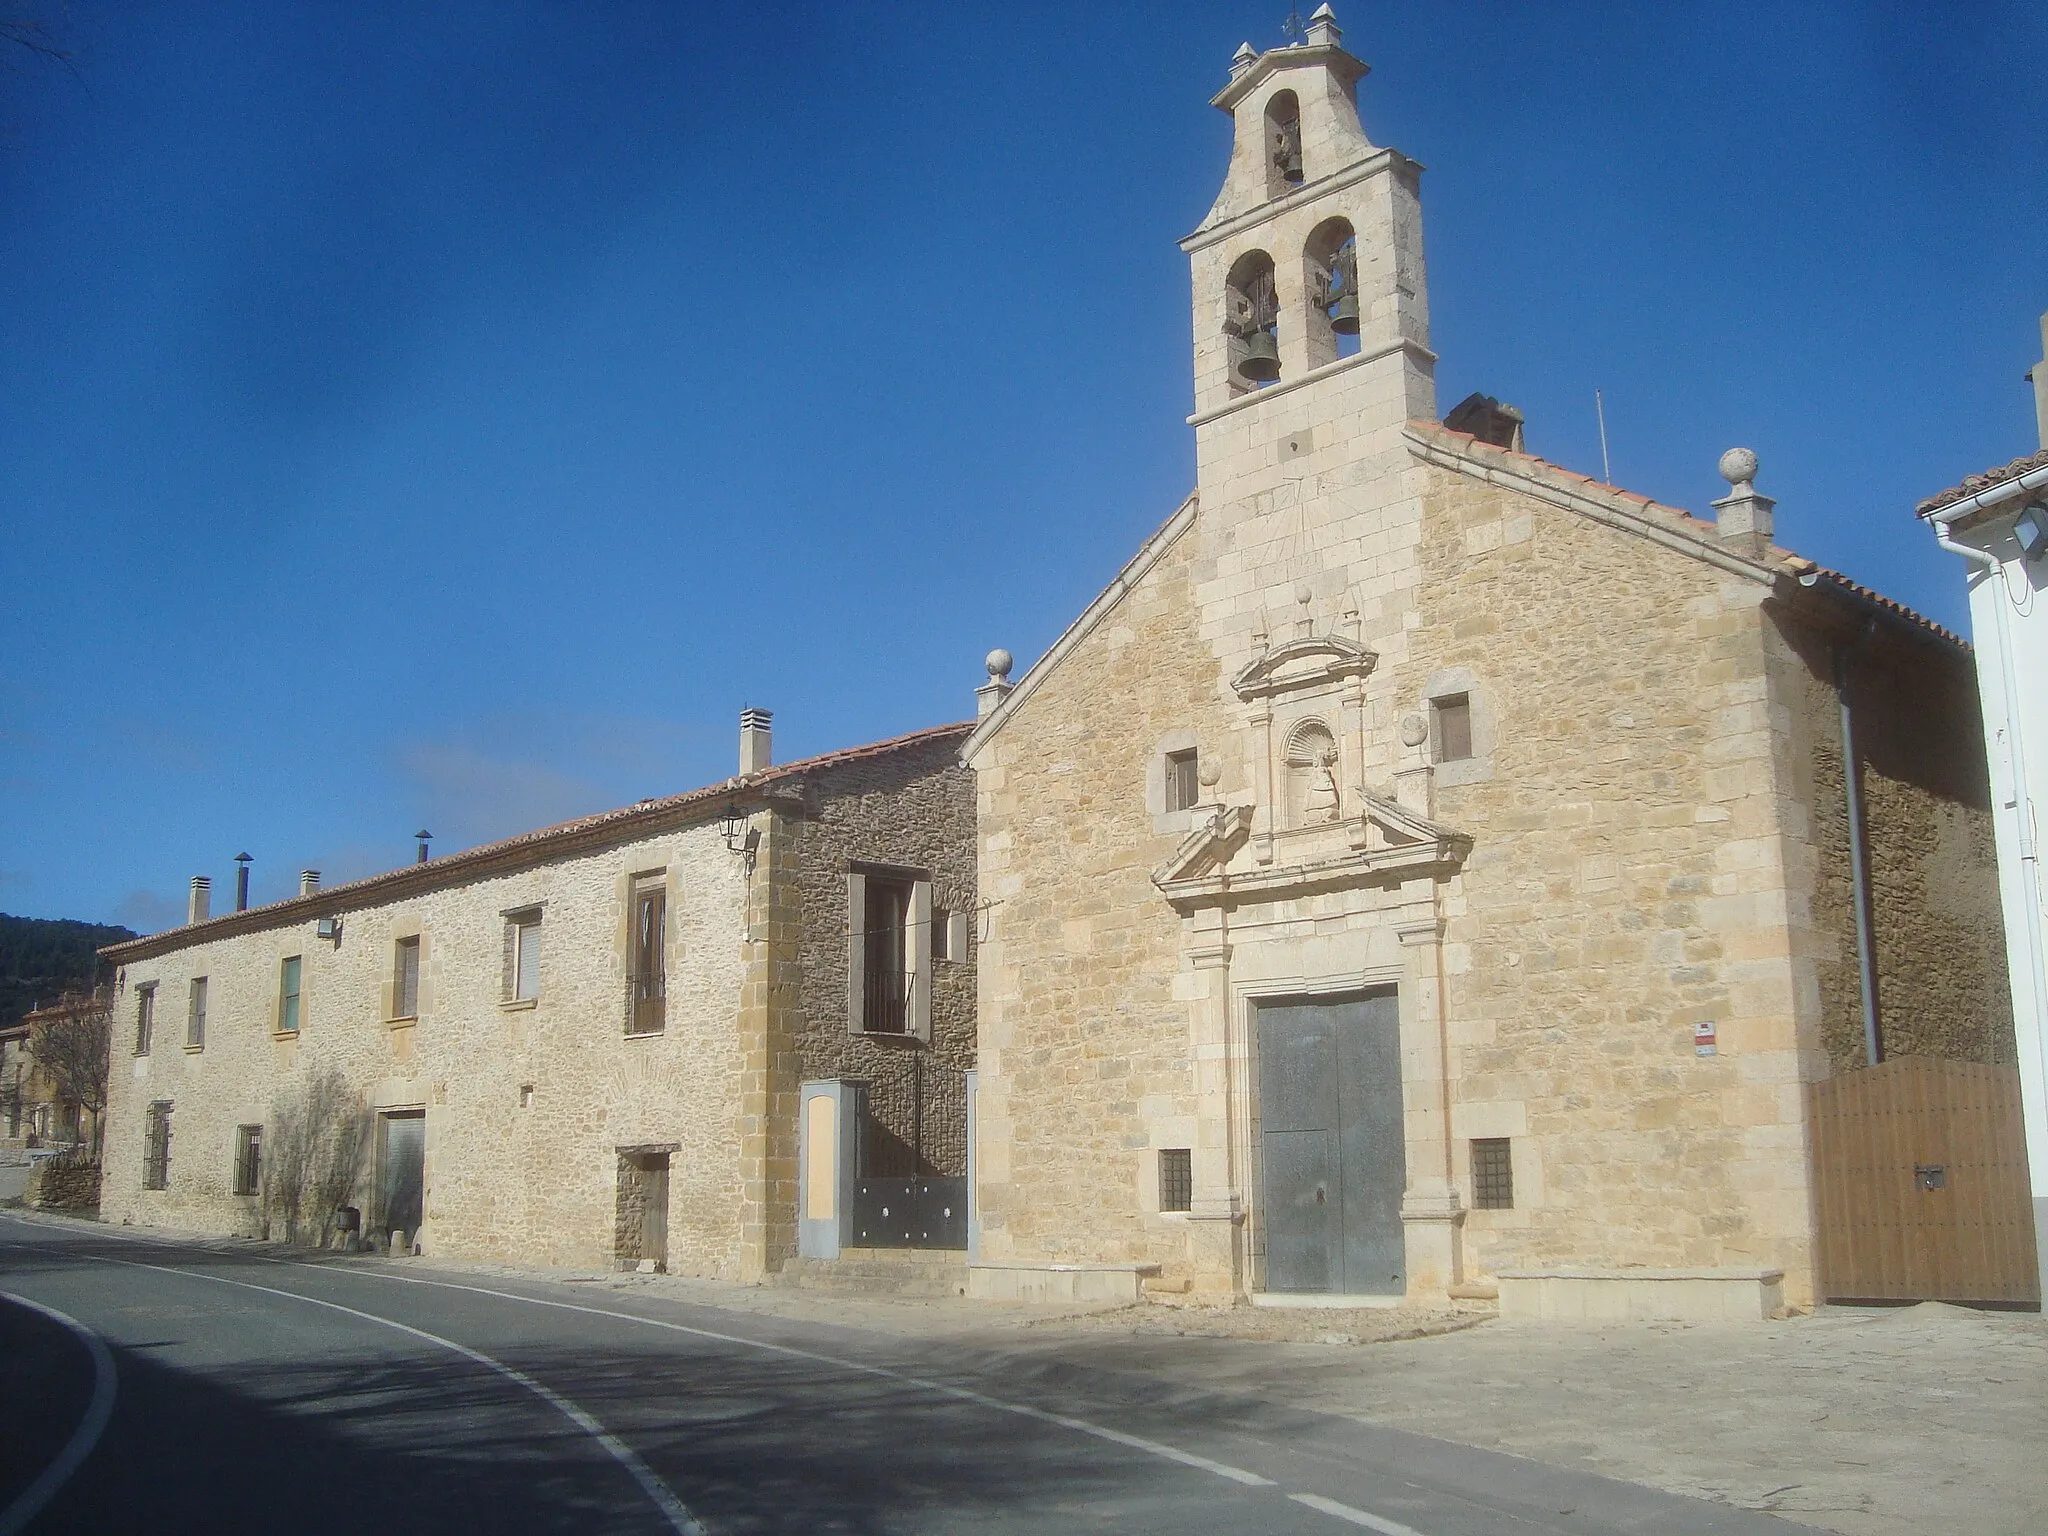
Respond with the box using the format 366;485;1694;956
98;712;976;1277
2;991;109;1151
962;15;2011;1318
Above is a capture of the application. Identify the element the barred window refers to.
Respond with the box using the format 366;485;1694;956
1471;1137;1514;1210
1158;1148;1193;1213
134;984;156;1056
143;1101;173;1190
233;1124;263;1197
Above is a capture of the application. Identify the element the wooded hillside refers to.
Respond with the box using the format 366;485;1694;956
0;913;137;1026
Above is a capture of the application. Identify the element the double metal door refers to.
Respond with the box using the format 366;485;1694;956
1258;993;1406;1295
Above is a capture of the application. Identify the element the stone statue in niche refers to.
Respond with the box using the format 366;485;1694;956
1305;748;1342;823
1284;719;1342;826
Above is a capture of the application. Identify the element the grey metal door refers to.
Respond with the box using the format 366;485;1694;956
380;1111;425;1240
1258;993;1406;1294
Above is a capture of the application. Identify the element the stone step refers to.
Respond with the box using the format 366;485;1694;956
775;1248;970;1298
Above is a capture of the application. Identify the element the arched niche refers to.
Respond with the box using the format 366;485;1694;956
1282;717;1341;827
1223;248;1280;393
1264;90;1303;199
1304;216;1360;370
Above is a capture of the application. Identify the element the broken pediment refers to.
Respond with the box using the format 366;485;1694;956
1230;634;1378;702
1152;794;1469;911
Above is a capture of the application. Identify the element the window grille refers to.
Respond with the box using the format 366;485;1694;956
393;937;420;1020
1432;694;1474;763
862;877;911;1034
628;883;666;1035
1471;1137;1514;1210
134;984;156;1055
278;956;302;1034
1166;749;1200;813
143;1101;173;1190
186;978;207;1049
234;1124;263;1196
1159;1148;1193;1213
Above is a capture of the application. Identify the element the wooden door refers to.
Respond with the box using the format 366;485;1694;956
1808;1057;2039;1306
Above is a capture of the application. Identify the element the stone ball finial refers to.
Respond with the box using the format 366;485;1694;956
1718;447;1759;488
1399;711;1428;748
985;648;1014;683
1197;758;1222;787
1294;582;1313;606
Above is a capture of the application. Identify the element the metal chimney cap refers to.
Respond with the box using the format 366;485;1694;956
234;852;253;863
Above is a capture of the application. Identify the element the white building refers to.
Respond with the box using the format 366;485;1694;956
1916;310;2048;1300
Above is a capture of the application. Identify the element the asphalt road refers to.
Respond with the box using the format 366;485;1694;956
0;1215;1816;1535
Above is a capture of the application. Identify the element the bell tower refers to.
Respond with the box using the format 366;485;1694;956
1181;7;1433;491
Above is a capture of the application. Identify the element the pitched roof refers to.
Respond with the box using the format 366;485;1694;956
1915;447;2048;518
1410;420;1964;650
101;720;972;964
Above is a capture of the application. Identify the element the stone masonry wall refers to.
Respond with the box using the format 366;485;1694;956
974;523;1233;1272
101;818;752;1277
1411;463;1815;1296
793;734;978;1179
1771;612;2012;1073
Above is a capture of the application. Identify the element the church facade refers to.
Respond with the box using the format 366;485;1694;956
962;13;2010;1318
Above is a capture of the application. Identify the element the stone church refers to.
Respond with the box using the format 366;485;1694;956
961;11;2011;1318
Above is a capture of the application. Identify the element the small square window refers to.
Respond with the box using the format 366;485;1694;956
393;937;420;1020
1471;1137;1514;1210
134;983;156;1056
1165;749;1200;813
1432;694;1474;764
1158;1148;1193;1213
234;1124;263;1196
278;956;302;1035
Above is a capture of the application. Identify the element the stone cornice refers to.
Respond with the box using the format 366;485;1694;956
1180;146;1416;255
1152;796;1468;912
1230;633;1378;701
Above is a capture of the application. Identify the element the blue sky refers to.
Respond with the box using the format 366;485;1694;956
3;2;2044;929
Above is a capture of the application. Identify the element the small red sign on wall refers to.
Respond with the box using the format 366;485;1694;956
1695;1021;1717;1057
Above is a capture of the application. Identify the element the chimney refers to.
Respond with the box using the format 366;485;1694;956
300;869;321;898
188;876;211;925
415;830;433;865
739;708;773;775
234;852;251;912
977;649;1015;719
1711;447;1774;559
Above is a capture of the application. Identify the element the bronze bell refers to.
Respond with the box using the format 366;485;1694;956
1273;129;1303;185
1329;291;1359;335
1239;329;1280;382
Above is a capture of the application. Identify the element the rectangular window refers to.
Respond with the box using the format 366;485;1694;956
1471;1137;1514;1210
234;1124;263;1196
1159;1148;1193;1213
134;984;156;1055
1432;694;1474;764
278;956;302;1035
510;912;542;1002
628;880;666;1035
862;876;912;1034
393;937;421;1020
143;1100;173;1190
186;977;208;1050
1165;748;1200;813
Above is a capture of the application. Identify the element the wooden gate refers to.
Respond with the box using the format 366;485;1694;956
1808;1057;2039;1306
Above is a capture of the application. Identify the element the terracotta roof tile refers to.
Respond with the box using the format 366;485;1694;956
1915;447;2048;517
102;720;972;960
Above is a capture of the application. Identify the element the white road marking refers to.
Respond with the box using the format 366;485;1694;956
12;1217;1469;1528
268;1259;1279;1489
0;1292;118;1536
1290;1491;1432;1534
89;1255;705;1536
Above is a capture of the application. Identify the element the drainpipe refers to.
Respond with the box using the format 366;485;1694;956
1834;642;1883;1068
